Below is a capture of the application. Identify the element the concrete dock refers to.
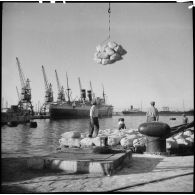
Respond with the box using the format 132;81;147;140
1;152;193;192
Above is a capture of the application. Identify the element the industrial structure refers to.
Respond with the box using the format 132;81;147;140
40;65;54;115
16;57;34;115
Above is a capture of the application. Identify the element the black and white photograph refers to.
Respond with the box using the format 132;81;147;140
1;1;194;193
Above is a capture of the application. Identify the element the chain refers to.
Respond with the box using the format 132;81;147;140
108;3;111;40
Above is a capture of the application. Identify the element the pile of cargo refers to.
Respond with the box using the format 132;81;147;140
59;128;194;154
166;129;194;153
94;41;127;65
59;129;146;151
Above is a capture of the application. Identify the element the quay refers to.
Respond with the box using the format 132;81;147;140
1;152;193;192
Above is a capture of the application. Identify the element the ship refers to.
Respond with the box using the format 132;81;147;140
49;76;113;119
1;105;31;126
122;105;146;116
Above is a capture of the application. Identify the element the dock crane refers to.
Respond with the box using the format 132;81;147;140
16;57;34;114
55;69;66;102
66;72;71;103
78;77;86;102
40;65;53;115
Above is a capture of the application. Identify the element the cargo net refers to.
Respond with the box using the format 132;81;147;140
94;41;127;65
94;3;127;65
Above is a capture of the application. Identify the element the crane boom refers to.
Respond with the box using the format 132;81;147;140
66;72;70;102
42;65;49;91
16;86;20;101
16;57;25;88
78;77;82;92
55;69;61;92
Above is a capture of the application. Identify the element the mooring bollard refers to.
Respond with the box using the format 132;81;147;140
138;122;171;155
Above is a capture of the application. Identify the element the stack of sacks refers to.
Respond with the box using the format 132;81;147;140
94;41;127;65
80;138;94;147
107;135;121;146
120;137;134;147
59;131;81;148
166;137;178;150
172;130;194;147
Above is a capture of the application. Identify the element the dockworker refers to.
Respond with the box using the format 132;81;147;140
88;100;99;138
182;114;188;124
146;101;159;122
118;118;126;130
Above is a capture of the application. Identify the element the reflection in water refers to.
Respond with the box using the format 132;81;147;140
1;115;193;157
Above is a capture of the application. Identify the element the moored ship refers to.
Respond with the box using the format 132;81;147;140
49;75;113;119
122;105;146;116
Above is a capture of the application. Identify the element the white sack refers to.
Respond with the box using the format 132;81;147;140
102;58;111;65
105;47;115;56
110;53;122;61
120;137;133;147
80;138;94;147
183;130;193;137
107;41;117;49
107;136;121;146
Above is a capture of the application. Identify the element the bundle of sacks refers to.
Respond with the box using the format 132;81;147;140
166;129;194;150
59;129;146;150
94;41;127;65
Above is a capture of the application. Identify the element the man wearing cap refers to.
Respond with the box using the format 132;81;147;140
146;101;159;122
89;101;99;137
182;114;188;124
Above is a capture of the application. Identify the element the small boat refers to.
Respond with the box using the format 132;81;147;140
170;117;176;120
30;121;37;128
7;121;18;127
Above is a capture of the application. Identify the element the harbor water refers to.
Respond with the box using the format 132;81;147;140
1;115;194;158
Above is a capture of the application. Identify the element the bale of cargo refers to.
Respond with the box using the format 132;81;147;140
176;138;188;145
80;138;94;147
92;137;102;146
59;137;69;146
126;134;137;140
166;139;178;149
67;138;81;148
61;131;81;139
107;136;121;146
94;41;127;65
59;137;81;148
120;137;134;147
107;41;117;49
105;47;115;56
183;130;193;137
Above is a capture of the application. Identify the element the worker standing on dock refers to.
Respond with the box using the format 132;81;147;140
89;101;99;137
182;114;188;124
146;101;159;122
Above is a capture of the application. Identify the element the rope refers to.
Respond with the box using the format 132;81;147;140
108;3;111;40
99;3;111;46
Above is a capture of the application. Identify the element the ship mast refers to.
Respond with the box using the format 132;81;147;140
66;72;71;103
102;84;106;103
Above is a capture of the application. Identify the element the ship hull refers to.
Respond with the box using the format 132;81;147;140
50;103;113;119
122;111;146;116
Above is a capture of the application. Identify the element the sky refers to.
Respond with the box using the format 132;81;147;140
2;2;194;112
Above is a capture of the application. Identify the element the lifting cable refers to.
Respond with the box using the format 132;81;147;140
108;3;111;40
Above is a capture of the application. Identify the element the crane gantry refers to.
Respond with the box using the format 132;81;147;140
55;69;66;102
40;65;54;115
16;57;34;114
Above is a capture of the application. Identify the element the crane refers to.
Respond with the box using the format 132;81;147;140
90;81;95;100
16;86;21;102
55;69;65;102
66;72;71;102
78;77;86;101
40;66;53;115
42;65;53;103
16;57;34;114
102;84;106;103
